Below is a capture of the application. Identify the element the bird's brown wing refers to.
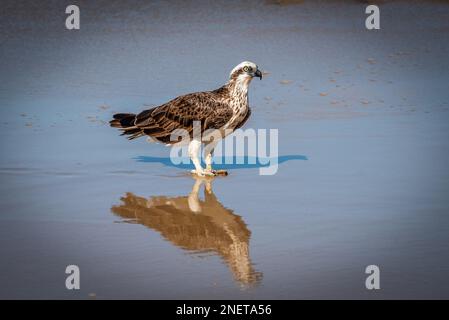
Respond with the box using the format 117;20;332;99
134;92;233;141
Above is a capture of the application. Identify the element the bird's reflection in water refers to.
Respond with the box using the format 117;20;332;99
111;177;262;287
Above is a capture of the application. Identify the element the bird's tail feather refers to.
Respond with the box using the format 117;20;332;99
110;113;145;140
110;113;136;128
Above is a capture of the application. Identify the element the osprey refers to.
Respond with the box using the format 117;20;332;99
110;61;262;176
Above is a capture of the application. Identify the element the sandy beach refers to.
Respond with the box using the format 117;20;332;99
0;0;448;298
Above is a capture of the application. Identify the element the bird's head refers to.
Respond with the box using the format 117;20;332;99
229;61;262;84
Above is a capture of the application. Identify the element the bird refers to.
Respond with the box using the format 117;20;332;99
110;61;262;176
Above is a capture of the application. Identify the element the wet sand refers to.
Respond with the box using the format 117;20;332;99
0;0;449;298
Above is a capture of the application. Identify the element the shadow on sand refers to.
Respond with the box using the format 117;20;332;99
134;154;308;170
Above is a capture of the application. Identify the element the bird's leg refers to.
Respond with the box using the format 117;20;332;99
204;140;228;176
205;146;215;172
189;139;213;177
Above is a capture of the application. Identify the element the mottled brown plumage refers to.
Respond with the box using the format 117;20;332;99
110;61;262;176
110;62;260;144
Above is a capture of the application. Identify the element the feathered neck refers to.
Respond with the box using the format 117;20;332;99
227;75;252;98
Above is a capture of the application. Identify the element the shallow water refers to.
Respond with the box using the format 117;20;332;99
0;0;449;299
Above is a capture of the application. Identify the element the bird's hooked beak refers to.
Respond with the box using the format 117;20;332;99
255;69;262;80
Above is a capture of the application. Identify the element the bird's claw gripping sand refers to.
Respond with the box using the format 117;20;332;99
191;169;228;177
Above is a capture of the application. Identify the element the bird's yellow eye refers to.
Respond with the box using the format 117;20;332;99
243;66;249;72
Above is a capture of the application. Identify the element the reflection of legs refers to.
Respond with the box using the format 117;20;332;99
204;178;212;194
188;176;215;212
188;177;204;213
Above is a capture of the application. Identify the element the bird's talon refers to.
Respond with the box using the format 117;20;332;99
213;169;228;176
190;169;228;177
203;170;216;177
191;170;203;177
191;169;213;177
